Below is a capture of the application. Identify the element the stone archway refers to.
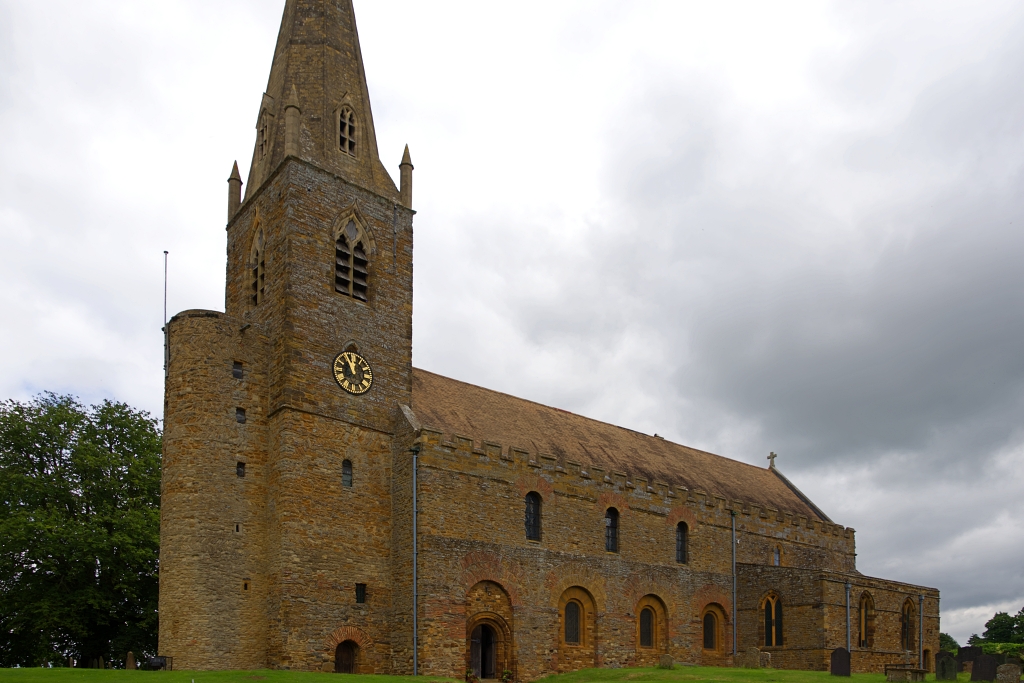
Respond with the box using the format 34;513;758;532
466;581;515;680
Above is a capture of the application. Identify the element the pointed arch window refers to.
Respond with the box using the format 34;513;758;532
604;508;619;553
342;459;353;487
525;491;541;541
258;111;270;160
764;595;783;647
858;592;875;648
250;228;266;306
676;522;688;564
901;599;915;651
335;219;369;300
339;106;356;157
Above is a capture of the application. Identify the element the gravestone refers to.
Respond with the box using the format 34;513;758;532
995;663;1021;683
972;654;999;682
735;648;763;669
831;648;851;676
147;657;167;671
658;655;674;670
937;656;958;681
126;652;136;670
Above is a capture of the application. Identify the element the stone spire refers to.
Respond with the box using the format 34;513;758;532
244;0;399;202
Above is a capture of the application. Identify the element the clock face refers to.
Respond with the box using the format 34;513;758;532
333;351;373;395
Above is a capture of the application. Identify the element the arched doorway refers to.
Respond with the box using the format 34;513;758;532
471;623;497;679
335;640;358;674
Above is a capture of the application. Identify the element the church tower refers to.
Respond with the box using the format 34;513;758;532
159;0;414;671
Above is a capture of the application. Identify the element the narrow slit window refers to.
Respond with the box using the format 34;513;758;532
525;492;541;541
605;508;619;553
250;228;266;307
355;583;366;604
773;547;781;566
564;601;581;645
236;462;246;478
342;459;353;487
335;220;368;301
640;607;654;648
339;107;357;156
258;111;269;160
676;522;688;564
236;407;247;424
232;361;244;379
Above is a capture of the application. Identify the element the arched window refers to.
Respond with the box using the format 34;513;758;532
342;459;353;487
901;599;915;651
258;111;270;161
773;547;781;566
639;607;654;648
764;595;783;647
525;492;541;541
250;228;266;306
703;612;717;650
605;508;619;552
339;107;356;157
859;592;875;648
335;219;369;301
676;522;688;564
564;601;581;645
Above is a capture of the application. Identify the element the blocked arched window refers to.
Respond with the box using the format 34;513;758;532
564;600;581;645
605;508;619;552
342;459;353;487
639;607;654;648
764;595;783;647
901;599;915;651
703;612;717;650
859;592;875;648
339;107;356;157
676;522;688;564
335;219;368;301
525;491;541;541
250;227;266;306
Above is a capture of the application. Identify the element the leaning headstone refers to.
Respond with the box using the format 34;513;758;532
658;655;674;670
937;656;958;681
831;647;851;676
760;651;772;668
126;652;136;670
972;655;999;682
995;663;1021;683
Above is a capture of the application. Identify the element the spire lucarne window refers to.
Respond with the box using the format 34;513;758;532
250;228;265;306
335;220;368;300
339;107;356;157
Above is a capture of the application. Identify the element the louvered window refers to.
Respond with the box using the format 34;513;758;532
336;220;368;301
640;608;654;648
564;601;581;645
339;107;356;157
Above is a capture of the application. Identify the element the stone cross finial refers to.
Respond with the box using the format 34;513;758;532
768;452;777;469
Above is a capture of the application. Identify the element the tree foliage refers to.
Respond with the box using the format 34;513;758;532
967;606;1024;648
940;632;960;653
0;394;161;667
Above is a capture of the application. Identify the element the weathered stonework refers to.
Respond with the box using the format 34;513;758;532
158;0;941;678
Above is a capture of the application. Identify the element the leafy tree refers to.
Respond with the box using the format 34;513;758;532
0;394;161;667
983;612;1017;643
940;632;960;653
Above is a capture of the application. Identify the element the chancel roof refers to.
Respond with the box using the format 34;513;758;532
411;368;828;521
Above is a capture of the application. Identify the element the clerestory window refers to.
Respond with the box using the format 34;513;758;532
335;220;368;301
339;107;356;157
605;508;619;553
525;492;541;541
676;522;688;564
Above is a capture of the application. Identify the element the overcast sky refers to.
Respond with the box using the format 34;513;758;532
2;0;1023;645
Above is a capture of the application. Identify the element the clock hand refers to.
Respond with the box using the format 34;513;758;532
347;355;357;374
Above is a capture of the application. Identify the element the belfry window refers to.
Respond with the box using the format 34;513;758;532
764;595;783;647
605;508;619;553
639;607;654;648
339;107;356;157
342;459;353;487
250;228;266;306
525;492;541;541
564;601;581;645
335;220;369;301
676;522;688;564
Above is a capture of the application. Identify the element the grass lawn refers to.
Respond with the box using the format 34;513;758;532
0;668;970;683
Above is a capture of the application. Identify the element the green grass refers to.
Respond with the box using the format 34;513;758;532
0;668;975;683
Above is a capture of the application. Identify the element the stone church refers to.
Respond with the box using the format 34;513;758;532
158;0;940;677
